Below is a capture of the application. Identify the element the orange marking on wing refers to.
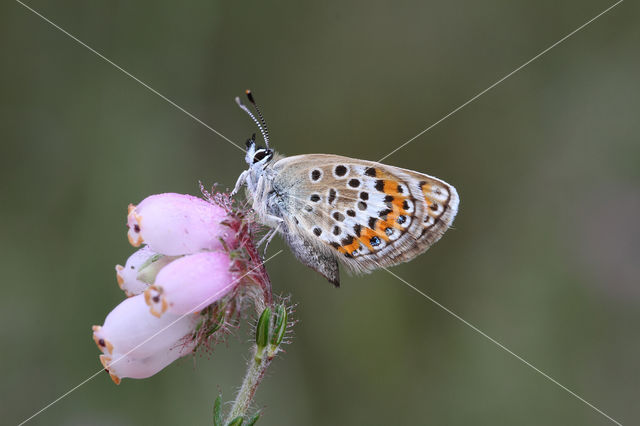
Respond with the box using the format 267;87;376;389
342;239;360;254
384;198;411;230
424;196;442;218
336;236;361;255
392;197;406;212
386;215;403;230
383;180;405;196
373;219;392;240
357;227;380;251
421;183;439;211
420;186;439;216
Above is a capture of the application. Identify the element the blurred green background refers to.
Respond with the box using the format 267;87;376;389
1;0;638;425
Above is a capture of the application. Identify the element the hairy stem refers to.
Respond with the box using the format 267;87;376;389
225;345;272;422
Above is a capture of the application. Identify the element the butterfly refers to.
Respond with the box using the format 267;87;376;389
232;91;459;286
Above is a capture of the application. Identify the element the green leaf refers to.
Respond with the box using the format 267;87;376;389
270;304;287;347
213;394;223;426
136;254;179;284
247;412;261;426
255;307;271;350
227;416;244;426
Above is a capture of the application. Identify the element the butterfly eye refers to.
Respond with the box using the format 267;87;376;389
253;149;272;163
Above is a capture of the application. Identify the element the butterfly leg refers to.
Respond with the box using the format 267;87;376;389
250;174;268;213
231;170;248;196
256;222;282;256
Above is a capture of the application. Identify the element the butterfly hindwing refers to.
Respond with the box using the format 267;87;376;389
271;154;459;273
282;226;341;286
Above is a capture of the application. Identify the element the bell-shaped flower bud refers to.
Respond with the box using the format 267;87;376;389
127;193;235;255
143;251;235;318
100;339;196;384
93;294;198;360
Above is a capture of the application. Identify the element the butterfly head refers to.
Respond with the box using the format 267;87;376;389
236;89;273;169
244;134;274;167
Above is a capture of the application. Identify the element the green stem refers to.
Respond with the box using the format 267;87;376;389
225;345;272;423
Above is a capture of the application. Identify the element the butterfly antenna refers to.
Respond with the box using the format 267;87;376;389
245;90;270;148
235;95;269;147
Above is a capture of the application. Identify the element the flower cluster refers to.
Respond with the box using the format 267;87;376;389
92;192;271;384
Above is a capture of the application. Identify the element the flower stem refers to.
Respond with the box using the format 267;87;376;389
225;344;271;422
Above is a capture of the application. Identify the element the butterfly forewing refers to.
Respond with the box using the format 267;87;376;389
271;154;459;272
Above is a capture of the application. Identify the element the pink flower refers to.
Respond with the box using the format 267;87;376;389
126;193;235;255
92;295;198;384
93;192;258;384
144;251;234;317
115;246;160;297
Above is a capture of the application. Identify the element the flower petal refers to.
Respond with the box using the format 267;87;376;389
93;294;198;359
127;193;235;255
115;246;156;296
102;340;195;384
144;251;234;317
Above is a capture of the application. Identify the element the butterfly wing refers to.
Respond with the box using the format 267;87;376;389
270;154;459;276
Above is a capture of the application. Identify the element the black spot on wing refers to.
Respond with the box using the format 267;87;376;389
341;236;354;246
328;189;336;204
379;209;392;219
368;217;378;229
364;167;377;177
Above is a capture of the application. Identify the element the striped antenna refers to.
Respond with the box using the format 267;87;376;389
245;90;270;148
234;95;269;148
